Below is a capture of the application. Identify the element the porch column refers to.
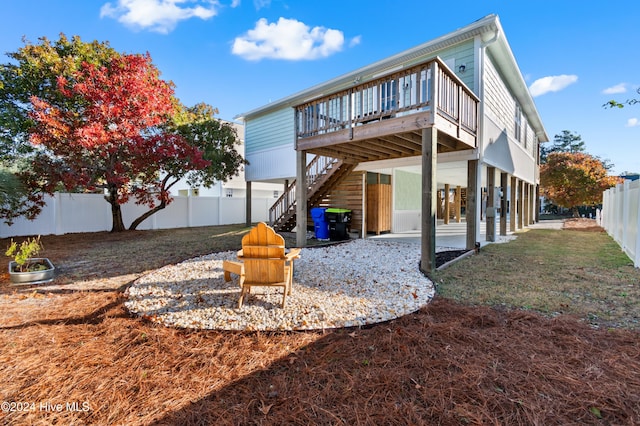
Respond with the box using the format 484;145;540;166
531;184;537;224
455;185;462;223
296;150;308;247
517;180;524;229
510;176;517;232
500;172;508;236
466;160;479;250
245;181;252;227
523;183;530;228
486;166;496;242
535;184;540;223
420;127;437;275
443;184;450;225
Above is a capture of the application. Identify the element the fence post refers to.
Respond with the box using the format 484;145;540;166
54;192;64;235
187;195;192;228
635;185;640;267
622;180;630;253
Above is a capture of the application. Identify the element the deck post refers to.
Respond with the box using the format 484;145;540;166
296;150;308;247
523;183;530;227
535;184;540;222
517;180;524;229
420;127;437;275
246;181;252;227
510;176;517;232
455;186;462;223
443;184;450;225
466;160;479;250
500;172;508;236
486;166;496;242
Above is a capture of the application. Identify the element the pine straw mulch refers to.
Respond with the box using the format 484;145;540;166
1;219;639;424
1;292;639;425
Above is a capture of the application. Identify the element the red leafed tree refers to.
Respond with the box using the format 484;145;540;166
29;53;209;231
540;152;620;217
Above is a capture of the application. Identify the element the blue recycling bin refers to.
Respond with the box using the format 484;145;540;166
311;207;330;240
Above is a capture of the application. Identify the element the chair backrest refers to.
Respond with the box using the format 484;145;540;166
242;222;287;284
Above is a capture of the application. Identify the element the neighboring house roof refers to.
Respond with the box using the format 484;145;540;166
236;14;548;143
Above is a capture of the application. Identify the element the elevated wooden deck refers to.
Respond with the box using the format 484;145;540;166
294;58;479;163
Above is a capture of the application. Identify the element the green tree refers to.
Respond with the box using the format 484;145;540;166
0;34;119;224
28;53;209;232
127;102;247;230
540;130;586;163
604;87;640;108
0;167;35;225
0;34;119;162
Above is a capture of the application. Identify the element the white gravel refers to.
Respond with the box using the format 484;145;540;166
125;239;439;331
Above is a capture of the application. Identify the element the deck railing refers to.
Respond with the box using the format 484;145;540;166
295;57;478;141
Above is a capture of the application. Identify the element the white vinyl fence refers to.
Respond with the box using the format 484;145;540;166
0;192;274;238
601;180;640;267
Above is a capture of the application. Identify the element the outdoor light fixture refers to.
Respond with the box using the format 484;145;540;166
458;64;466;73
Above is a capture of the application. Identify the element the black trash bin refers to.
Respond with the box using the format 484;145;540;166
325;208;352;241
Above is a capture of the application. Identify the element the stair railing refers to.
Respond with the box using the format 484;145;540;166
268;155;340;227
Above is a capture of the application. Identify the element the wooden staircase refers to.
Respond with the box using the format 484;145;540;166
269;156;356;232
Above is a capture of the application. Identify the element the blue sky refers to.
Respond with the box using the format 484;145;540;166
2;0;639;175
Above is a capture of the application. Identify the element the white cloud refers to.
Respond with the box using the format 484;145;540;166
528;74;578;97
349;35;362;48
626;118;640;127
100;0;219;34
603;83;628;95
232;17;345;61
230;0;241;6
253;0;270;9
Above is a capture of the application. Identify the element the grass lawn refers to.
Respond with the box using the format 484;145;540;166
0;221;639;425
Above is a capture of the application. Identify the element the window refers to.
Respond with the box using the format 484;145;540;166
514;105;522;142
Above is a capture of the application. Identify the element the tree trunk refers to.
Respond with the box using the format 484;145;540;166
129;201;167;230
106;186;126;232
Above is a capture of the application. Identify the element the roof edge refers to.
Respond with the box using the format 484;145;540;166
236;14;500;120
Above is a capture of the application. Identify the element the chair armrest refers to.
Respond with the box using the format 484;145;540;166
285;248;301;260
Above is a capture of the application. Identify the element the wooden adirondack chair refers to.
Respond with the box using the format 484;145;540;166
223;222;301;308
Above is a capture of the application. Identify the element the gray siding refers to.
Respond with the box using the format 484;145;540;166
436;40;477;93
483;54;536;159
245;108;295;154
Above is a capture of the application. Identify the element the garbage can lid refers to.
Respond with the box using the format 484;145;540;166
325;208;351;213
311;207;327;213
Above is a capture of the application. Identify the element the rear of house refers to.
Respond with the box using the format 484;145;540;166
236;14;548;271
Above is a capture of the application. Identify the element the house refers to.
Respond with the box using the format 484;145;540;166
236;14;548;273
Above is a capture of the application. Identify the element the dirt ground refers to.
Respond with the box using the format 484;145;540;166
1;218;639;425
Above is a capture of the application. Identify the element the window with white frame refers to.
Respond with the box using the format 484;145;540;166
514;104;522;142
